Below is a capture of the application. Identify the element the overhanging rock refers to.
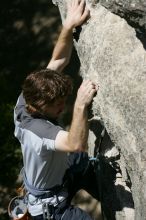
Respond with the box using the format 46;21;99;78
95;0;146;30
53;1;146;219
95;0;146;49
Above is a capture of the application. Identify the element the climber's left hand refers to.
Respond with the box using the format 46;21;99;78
64;0;90;30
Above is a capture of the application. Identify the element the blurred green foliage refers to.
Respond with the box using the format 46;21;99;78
0;0;61;218
0;103;22;185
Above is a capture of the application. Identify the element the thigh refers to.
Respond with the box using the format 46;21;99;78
55;205;93;220
31;206;93;220
67;152;89;173
64;152;90;201
81;160;100;200
66;153;99;201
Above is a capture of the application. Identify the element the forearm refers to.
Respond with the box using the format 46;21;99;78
47;26;73;72
67;79;98;152
68;102;89;151
55;80;98;153
47;0;89;72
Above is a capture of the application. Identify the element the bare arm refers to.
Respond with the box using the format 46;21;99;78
47;27;73;73
55;80;98;152
47;0;89;72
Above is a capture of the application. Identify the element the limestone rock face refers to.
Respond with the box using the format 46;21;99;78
53;1;146;220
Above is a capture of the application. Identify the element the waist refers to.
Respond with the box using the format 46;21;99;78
28;189;68;203
27;189;68;217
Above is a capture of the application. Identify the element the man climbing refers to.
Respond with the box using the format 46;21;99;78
14;0;99;219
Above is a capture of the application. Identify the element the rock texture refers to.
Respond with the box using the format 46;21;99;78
53;0;146;220
91;0;146;50
95;0;146;28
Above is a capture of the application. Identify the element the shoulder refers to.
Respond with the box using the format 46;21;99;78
27;118;63;140
15;93;25;110
26;119;64;153
15;117;64;153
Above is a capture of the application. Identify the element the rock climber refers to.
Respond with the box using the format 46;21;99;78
14;0;99;219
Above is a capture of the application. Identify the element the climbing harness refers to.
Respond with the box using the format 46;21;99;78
22;168;68;220
42;203;54;220
8;195;30;220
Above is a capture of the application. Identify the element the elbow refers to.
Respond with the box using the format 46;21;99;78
67;135;86;152
47;58;69;73
72;145;85;152
60;57;69;69
67;142;84;152
64;57;70;66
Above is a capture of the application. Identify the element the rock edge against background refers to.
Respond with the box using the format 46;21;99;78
53;1;146;220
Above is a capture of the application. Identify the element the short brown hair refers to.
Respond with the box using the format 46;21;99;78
22;69;73;116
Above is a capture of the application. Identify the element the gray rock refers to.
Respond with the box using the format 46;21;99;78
92;0;146;33
53;1;146;220
90;0;146;50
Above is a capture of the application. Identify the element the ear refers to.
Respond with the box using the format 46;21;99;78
26;104;37;114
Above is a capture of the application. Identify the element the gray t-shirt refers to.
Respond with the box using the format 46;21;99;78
14;93;68;190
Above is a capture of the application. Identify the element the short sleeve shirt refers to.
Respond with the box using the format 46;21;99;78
14;93;68;189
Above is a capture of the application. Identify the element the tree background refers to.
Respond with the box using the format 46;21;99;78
0;1;61;219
